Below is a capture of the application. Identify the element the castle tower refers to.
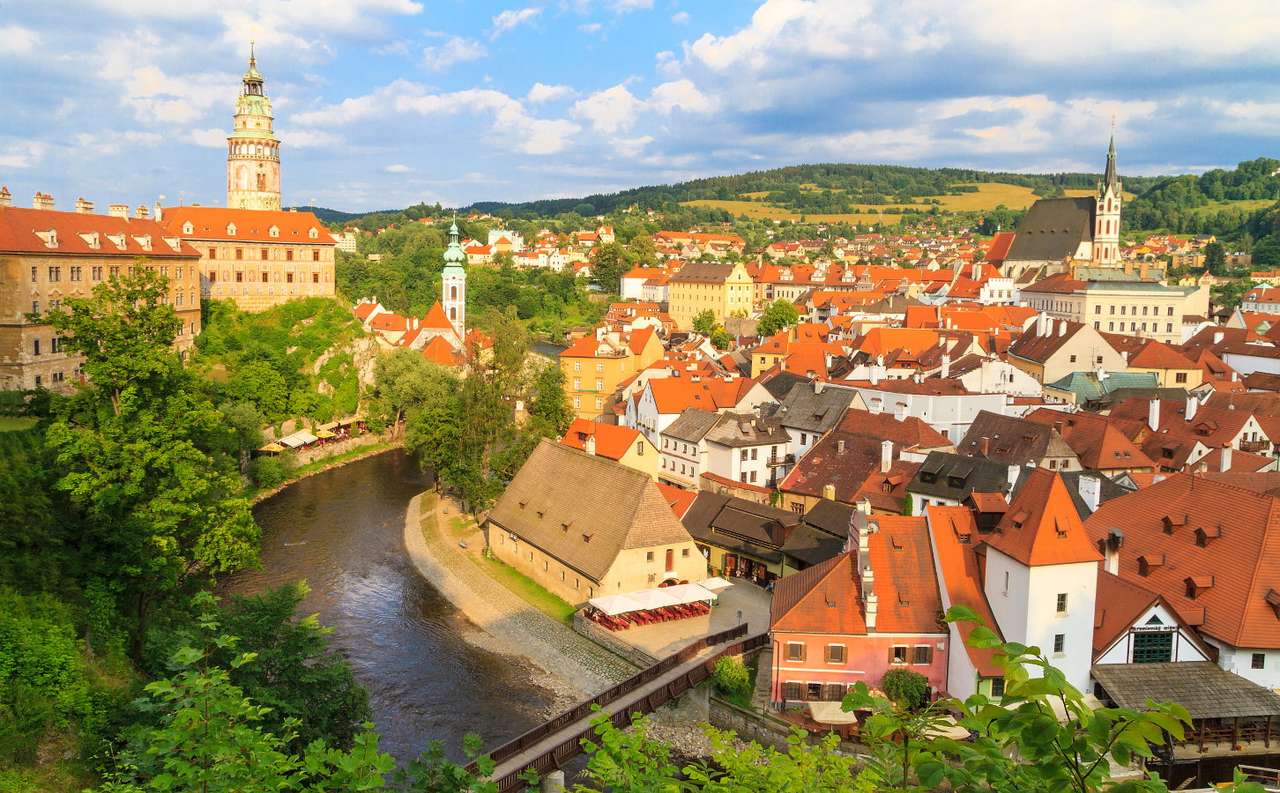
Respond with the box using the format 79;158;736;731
1093;134;1121;266
226;43;281;211
442;221;467;342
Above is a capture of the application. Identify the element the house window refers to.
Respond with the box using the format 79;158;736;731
1056;593;1067;613
287;272;294;283
48;266;61;282
826;644;846;663
1175;372;1187;383
806;683;822;701
1253;653;1267;670
235;248;243;260
1132;631;1173;664
261;272;269;283
1068;354;1077;363
781;681;803;700
313;249;321;262
891;646;908;664
1053;634;1065;654
30;266;37;282
635;441;643;456
286;250;294;261
990;677;1005;697
261;248;269;260
236;271;243;282
32;339;41;356
646;551;654;562
312;273;319;283
681;548;689;558
786;642;805;662
913;645;933;665
1002;570;1009;595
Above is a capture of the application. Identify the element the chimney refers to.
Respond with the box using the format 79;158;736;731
1101;529;1123;576
153;201;163;222
978;436;991;457
1213;331;1225;345
870;365;882;385
1185;395;1198;422
1006;463;1021;492
1147;397;1161;432
584;433;596;456
940;352;950;379
32;192;54;210
134;204;150;220
814;380;825;395
857;497;871;515
822;483;836;501
1058;320;1068;337
864;591;878;632
74;197;94;214
1220;445;1233;472
0;185;10;207
108;203;129;219
837;438;846;454
1078;474;1102;514
880;439;893;474
895;403;908;421
1038;313;1052;335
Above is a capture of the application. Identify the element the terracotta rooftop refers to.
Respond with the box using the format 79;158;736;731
983;468;1102;567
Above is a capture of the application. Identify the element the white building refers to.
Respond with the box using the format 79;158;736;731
846;373;1015;442
658;408;716;488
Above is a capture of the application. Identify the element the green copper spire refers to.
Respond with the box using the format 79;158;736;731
442;219;466;271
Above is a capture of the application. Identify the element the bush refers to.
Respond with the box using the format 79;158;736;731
711;656;752;699
250;453;295;489
881;668;928;711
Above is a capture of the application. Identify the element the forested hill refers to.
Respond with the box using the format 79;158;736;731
1122;157;1280;235
463;162;1164;217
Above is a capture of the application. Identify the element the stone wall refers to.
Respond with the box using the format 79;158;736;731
707;696;799;754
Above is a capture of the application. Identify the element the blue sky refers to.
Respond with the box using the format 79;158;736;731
2;0;1278;212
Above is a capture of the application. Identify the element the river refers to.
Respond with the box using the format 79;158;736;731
224;449;557;763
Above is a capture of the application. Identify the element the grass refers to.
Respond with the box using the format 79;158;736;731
0;763;94;793
681;199;904;225
1184;198;1276;217
716;653;761;710
0;416;37;432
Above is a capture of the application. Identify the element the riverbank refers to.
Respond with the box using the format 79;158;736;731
403;491;636;706
250;439;398;504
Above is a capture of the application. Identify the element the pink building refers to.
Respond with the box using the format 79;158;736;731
768;515;948;703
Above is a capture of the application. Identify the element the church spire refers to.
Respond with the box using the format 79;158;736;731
1103;132;1118;192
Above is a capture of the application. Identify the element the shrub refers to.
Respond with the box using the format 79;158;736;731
250;453;295;489
881;667;928;711
711;656;752;699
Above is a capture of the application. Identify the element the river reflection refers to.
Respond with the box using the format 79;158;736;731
224;449;555;762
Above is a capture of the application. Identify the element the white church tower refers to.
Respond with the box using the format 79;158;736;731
441;221;467;343
1093;134;1122;266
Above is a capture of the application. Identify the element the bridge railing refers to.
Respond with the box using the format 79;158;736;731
468;622;755;775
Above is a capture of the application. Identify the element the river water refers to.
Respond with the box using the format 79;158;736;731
224;449;557;763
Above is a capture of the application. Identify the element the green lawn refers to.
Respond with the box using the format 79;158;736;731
476;553;577;626
0;416;37;432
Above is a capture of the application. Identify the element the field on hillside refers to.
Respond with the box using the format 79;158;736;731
1184;198;1276;216
681;199;903;225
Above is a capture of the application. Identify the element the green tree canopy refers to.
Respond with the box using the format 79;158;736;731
757;299;800;337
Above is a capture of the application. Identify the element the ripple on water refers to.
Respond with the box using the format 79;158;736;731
224;449;556;763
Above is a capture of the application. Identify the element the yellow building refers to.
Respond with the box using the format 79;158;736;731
559;325;664;420
485;440;706;606
0;198;202;391
1020;275;1209;345
667;261;753;331
161;206;336;312
1124;340;1203;389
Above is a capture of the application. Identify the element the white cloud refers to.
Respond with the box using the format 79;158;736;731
648;79;715;115
671;11;690;24
655;50;679;78
0;25;39;56
385;163;411;173
578;22;603;35
0;140;48;169
611;135;653;157
612;0;653;11
572;84;642;134
527;82;575;104
491;7;541;39
186;128;228;148
422;36;487;71
280;129;343;148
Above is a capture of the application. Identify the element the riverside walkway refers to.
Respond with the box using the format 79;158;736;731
476;624;767;790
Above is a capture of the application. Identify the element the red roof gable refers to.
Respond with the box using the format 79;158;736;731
560;419;643;461
983;469;1102;566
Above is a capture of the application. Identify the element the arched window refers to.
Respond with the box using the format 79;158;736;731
450;285;457;300
449;306;456;320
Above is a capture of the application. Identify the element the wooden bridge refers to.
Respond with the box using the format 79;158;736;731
470;623;767;791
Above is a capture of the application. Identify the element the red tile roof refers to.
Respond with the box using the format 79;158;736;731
656;482;697;518
983;468;1102;566
560;419;644;461
1023;408;1154;471
926;506;1004;676
1086;473;1280;649
162;206;336;244
422;301;454;330
420;335;463;366
0;206;198;258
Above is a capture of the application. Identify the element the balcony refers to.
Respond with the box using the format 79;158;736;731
766;454;795;467
1239;440;1270;453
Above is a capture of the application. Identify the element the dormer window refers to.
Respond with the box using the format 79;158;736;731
1267;589;1280;619
1194;526;1221;547
226;223;237;236
269;225;280;238
182;221;194;234
162;236;181;252
1184;575;1214;599
308;227;319;239
35;230;57;248
79;232;100;249
1137;554;1165;576
133;235;152;251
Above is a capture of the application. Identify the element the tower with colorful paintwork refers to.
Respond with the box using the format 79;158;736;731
442;221;467;341
226;44;282;211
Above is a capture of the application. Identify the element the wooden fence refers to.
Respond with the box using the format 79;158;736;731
469;625;767;791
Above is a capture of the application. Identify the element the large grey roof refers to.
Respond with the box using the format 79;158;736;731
1093;662;1280;720
704;412;791;448
486;440;694;581
681;492;799;563
1006;197;1095;263
662;407;720;443
775;381;858;434
907;451;1011;502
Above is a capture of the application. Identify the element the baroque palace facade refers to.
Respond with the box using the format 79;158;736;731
161;48;336;311
0;193;202;391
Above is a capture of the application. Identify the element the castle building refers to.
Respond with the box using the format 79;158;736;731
441;221;467;341
0;193;202;391
226;45;281;212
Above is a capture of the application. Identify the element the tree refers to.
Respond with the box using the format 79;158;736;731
368;348;456;438
844;605;1202;793
709;327;733;350
1204;241;1227;274
590;242;633;294
44;269;259;657
692;310;717;335
528;362;573;437
757;299;800;337
880;668;928;711
96;592;392;793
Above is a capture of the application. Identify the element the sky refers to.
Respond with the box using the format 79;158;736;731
3;0;1279;212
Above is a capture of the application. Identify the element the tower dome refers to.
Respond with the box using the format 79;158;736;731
226;42;282;211
441;220;467;342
